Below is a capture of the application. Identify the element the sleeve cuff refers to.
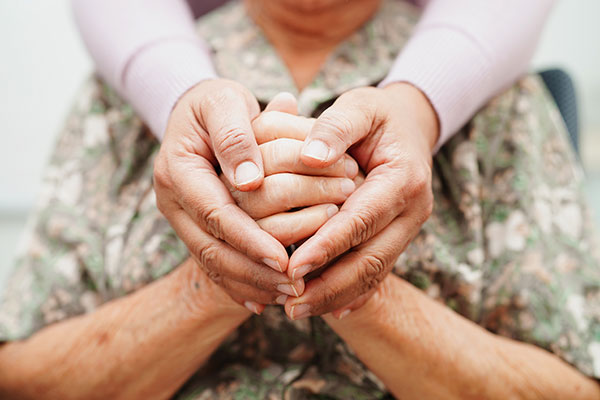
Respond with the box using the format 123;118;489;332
123;39;218;141
379;26;493;153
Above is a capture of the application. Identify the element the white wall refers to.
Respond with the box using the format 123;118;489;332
0;0;92;213
0;0;599;285
532;0;600;170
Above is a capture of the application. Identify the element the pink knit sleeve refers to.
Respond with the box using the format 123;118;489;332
72;0;218;140
381;0;555;152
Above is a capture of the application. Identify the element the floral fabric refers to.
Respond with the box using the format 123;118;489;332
1;1;599;398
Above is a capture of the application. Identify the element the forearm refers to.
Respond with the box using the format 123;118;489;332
382;0;554;151
325;275;600;399
0;259;249;400
71;0;217;138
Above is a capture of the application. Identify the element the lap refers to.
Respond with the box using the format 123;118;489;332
0;74;598;398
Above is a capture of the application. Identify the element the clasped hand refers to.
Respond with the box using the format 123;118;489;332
154;79;438;319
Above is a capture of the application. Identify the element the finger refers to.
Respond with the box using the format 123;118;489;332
215;277;289;308
257;204;339;247
260;138;358;178
264;92;298;115
156;154;289;272
285;213;422;319
214;287;265;315
252;111;315;144
226;173;356;219
171;207;304;297
201;82;264;191
301;88;377;167
287;158;432;280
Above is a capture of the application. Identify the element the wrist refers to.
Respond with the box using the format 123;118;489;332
175;258;250;325
382;82;440;152
324;276;506;398
323;276;402;337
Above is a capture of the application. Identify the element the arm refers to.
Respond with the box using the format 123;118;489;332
0;95;351;398
382;0;555;151
73;1;304;286
71;0;219;140
0;259;250;400
324;275;600;399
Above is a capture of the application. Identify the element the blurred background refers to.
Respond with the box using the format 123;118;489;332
1;0;599;293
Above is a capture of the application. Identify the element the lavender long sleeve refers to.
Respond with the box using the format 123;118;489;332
72;0;554;147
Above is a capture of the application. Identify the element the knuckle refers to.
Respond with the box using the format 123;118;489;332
197;205;226;240
212;127;253;159
347;210;378;247
265;141;280;168
420;190;434;223
320;280;340;307
194;242;221;273
413;168;431;193
155;195;169;216
316;109;354;145
312;230;345;265
318;177;331;196
152;153;171;190
404;164;432;199
358;254;387;291
266;175;293;210
228;189;248;212
206;270;222;285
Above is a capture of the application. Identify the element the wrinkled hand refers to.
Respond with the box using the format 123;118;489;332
154;79;293;312
283;83;439;319
220;93;359;312
155;83;358;313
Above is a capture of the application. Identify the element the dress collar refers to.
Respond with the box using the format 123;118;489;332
197;0;419;116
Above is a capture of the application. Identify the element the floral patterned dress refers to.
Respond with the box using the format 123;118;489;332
1;1;599;398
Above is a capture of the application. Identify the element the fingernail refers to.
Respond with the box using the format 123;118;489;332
244;301;261;315
235;161;260;186
263;257;283;272
326;205;339;218
303;140;329;161
290;304;311;320
338;309;351;320
292;279;305;296
345;158;358;178
340;179;356;196
277;283;299;297
275;295;288;305
291;264;312;281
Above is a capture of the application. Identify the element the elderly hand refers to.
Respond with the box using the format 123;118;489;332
283;82;439;319
154;79;294;312
223;93;359;313
157;89;358;313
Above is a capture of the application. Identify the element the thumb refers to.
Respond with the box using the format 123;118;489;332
301;88;376;168
201;82;263;192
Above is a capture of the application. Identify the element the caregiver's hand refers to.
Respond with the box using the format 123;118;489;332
215;94;358;312
154;78;290;279
285;83;439;318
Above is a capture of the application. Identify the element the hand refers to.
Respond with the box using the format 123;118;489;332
154;79;295;314
284;82;439;319
154;78;290;270
219;93;359;312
